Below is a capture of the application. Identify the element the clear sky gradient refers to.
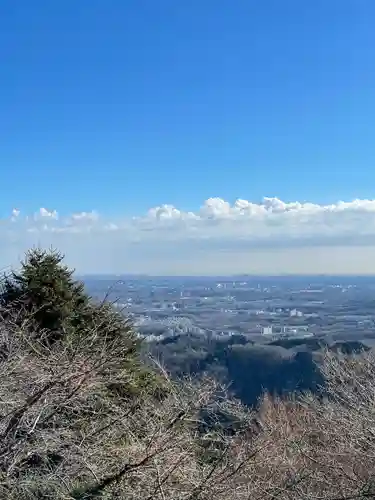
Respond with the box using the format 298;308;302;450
1;1;375;274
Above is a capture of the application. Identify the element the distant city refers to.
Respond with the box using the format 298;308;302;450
83;276;375;347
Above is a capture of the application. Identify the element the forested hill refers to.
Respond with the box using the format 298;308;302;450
147;332;369;406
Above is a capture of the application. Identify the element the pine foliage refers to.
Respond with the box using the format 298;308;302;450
0;248;89;342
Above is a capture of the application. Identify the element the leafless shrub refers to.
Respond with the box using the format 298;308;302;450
249;350;375;500
0;305;257;499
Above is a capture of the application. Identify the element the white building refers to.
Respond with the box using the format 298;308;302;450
261;326;273;335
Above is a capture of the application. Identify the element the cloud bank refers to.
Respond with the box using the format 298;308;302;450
2;197;375;275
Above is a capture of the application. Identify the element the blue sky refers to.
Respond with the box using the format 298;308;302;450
1;0;375;274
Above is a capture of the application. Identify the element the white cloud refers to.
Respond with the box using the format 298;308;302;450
2;197;375;274
11;209;20;222
37;208;58;219
71;211;99;221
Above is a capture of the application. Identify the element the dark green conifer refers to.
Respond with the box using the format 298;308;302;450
0;248;90;342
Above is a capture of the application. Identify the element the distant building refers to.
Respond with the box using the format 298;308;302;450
282;326;312;338
290;308;303;317
261;326;273;335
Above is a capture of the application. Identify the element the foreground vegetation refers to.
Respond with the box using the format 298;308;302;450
0;248;375;499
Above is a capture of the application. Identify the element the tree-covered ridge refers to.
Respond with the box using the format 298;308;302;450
148;329;369;407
